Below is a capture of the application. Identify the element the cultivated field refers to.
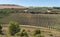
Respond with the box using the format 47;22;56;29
0;13;60;29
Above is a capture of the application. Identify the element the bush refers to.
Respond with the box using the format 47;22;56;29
34;29;41;35
0;24;2;34
16;29;29;37
34;34;44;37
48;33;53;36
8;21;20;35
20;29;28;37
15;32;21;36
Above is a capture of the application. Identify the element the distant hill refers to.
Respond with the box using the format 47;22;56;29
0;4;27;9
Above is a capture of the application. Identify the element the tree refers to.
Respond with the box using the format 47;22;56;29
8;21;20;35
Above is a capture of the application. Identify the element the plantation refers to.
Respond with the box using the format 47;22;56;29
0;13;60;27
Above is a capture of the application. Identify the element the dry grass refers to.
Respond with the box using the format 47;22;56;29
0;4;26;9
1;25;60;37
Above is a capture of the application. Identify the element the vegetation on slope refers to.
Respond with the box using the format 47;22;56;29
0;7;60;30
0;21;59;37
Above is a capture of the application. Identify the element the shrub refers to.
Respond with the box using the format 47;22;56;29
20;30;28;37
15;32;21;36
20;29;28;37
34;29;41;35
48;33;53;36
8;21;20;35
34;34;44;37
16;29;29;37
0;24;2;34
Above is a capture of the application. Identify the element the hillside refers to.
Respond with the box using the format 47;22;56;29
0;4;60;37
0;4;27;9
0;4;60;30
28;7;60;14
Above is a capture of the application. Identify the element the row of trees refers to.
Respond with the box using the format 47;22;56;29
0;21;44;37
0;9;26;18
0;8;60;16
0;8;26;13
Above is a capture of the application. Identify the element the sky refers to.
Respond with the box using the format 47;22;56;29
0;0;60;7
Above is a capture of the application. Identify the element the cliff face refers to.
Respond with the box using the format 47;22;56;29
0;4;26;9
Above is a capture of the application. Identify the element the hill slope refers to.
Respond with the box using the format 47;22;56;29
0;4;26;9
